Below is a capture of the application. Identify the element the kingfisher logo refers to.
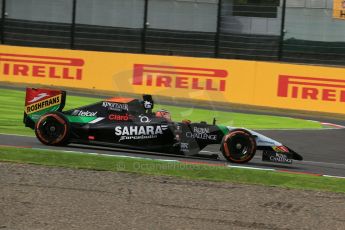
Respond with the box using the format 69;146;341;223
132;64;228;91
277;75;345;102
0;53;84;80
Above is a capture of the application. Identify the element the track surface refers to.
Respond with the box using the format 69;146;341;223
1;128;345;177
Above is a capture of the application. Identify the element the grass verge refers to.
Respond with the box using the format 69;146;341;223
0;88;322;136
0;146;344;193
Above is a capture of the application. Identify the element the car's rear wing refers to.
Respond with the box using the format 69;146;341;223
23;88;66;129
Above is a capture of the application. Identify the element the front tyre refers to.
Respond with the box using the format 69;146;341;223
35;112;70;146
221;129;256;163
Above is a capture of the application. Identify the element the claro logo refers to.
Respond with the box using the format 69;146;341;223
0;53;84;80
132;64;228;91
277;75;345;102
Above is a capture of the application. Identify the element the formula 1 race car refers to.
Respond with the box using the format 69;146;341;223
23;88;303;164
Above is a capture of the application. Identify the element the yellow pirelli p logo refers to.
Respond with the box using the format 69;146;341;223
25;95;62;114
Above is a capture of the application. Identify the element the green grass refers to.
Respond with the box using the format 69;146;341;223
0;146;344;193
0;88;322;136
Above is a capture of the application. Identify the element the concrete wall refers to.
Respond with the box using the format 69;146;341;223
220;0;282;35
285;0;345;42
76;0;144;28
3;0;345;41
6;0;72;23
147;0;218;32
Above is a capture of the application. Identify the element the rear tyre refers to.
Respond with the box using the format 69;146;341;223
221;129;256;163
35;112;70;146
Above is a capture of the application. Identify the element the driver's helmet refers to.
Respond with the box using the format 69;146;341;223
155;109;171;121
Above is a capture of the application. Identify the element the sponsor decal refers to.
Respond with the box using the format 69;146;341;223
0;53;84;80
139;115;151;123
270;153;292;164
72;110;97;117
133;64;228;91
186;127;217;140
263;151;292;164
25;95;61;114
115;125;168;142
143;100;153;109
28;92;49;103
29;114;41;120
180;143;189;153
272;146;289;153
102;102;128;111
108;114;129;121
277;75;345;102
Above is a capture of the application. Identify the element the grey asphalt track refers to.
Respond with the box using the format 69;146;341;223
1;129;345;177
1;84;345;177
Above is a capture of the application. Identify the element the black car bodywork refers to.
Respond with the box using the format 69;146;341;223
24;88;303;164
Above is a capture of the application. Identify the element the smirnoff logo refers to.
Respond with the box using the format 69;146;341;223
277;75;345;102
0;53;84;80
132;64;228;91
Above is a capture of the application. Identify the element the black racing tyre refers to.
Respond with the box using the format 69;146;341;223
35;112;70;146
221;129;256;163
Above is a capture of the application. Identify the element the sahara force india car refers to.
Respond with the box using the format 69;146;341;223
23;88;303;164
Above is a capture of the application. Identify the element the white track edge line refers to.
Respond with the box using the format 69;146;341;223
5;146;345;179
0;133;33;137
32;147;180;162
228;165;275;171
322;175;345;179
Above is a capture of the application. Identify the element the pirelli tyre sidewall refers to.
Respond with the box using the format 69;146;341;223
35;112;70;146
221;129;257;163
